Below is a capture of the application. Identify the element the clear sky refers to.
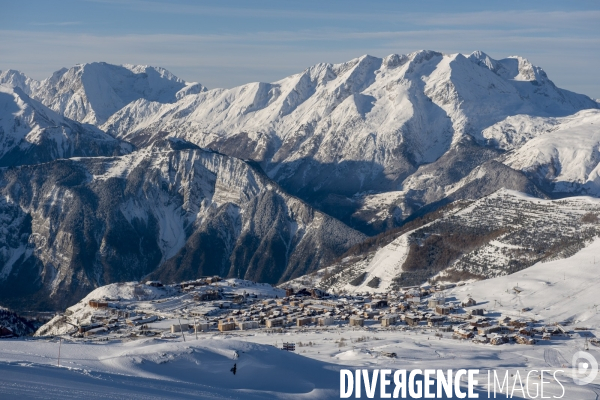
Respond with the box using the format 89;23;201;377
1;0;599;98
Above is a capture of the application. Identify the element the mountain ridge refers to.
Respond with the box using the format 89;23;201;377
0;138;365;310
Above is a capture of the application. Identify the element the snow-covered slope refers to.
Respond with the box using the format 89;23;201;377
288;189;600;294
1;63;204;125
0;338;344;399
0;138;365;310
504;109;600;194
448;236;600;327
0;85;131;167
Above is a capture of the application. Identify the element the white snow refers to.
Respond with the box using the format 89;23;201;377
505;109;600;194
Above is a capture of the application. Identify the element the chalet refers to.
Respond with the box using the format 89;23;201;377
0;326;14;338
438;283;456;290
181;280;206;290
349;316;365;327
428;298;445;309
84;327;107;337
381;315;397;327
78;322;103;333
194;322;210;332
509;319;528;328
363;311;377;319
427;315;445;327
461;297;476;307
367;300;388;309
469;309;485;316
310;288;327;299
265;318;284;328
318;316;335;326
543;326;560;335
218;320;235;332
171;324;187;333
470;318;489;328
489;334;507;346
454;328;474;339
472;335;489;344
478;325;501;336
518;326;533;336
193;290;220;301
238;321;259;330
435;305;452;315
145;281;163;287
405;314;420;327
88;300;108;309
294;288;312;297
515;334;535;345
297;317;312;327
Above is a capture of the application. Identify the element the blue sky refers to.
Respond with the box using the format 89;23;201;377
1;0;599;98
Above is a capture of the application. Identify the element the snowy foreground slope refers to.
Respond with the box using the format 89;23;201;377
288;189;600;293
2;244;600;398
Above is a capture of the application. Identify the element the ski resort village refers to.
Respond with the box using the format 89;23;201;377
36;276;574;347
2;238;600;398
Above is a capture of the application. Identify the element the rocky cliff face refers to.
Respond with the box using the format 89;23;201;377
0;138;365;310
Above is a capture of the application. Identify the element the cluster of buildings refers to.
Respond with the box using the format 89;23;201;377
65;279;577;347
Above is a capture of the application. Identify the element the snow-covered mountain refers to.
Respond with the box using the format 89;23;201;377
96;51;597;232
0;138;364;310
1;50;600;310
0;85;131;167
1;63;205;125
504;109;600;194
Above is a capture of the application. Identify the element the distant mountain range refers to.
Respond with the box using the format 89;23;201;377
0;50;599;310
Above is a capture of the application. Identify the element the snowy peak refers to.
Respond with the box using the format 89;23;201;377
0;84;131;167
0;69;39;95
96;50;598;234
504;109;600;194
32;62;199;124
1;63;204;125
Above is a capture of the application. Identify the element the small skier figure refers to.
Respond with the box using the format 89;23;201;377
230;363;237;375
